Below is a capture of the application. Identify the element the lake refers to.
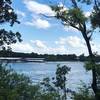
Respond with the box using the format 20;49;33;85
9;61;92;91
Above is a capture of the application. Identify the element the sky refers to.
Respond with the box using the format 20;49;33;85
2;0;100;55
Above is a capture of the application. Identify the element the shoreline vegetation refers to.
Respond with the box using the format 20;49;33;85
0;51;100;62
0;63;95;100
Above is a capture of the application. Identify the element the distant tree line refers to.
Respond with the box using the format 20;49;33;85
0;50;100;62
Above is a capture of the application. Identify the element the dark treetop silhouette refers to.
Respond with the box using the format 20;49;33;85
0;0;22;51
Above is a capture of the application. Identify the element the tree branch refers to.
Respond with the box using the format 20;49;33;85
39;13;55;18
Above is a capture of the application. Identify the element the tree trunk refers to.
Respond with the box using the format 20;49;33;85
64;87;67;100
82;32;99;100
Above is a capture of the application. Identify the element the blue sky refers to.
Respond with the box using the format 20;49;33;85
2;0;100;55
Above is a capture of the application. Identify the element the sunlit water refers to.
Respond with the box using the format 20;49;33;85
9;61;92;91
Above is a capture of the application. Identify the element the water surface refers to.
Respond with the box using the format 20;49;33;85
10;61;92;91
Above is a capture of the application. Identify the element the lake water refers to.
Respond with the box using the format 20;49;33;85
9;61;92;91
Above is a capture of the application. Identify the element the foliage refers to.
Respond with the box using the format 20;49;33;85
41;64;71;100
51;5;87;33
41;77;60;100
84;61;95;71
95;64;100;92
79;54;87;61
72;82;95;100
78;0;100;29
77;0;91;4
90;8;100;29
90;0;100;29
2;50;100;62
0;64;61;100
54;64;71;100
0;0;19;25
0;64;31;100
84;62;100;98
0;50;81;61
86;0;100;29
0;29;22;46
0;0;22;50
54;64;70;89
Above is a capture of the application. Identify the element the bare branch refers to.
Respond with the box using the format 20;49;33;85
39;13;55;18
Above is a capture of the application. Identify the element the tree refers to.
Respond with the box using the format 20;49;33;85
90;0;100;29
54;64;70;100
0;0;22;50
79;53;86;61
51;0;99;99
41;64;71;100
78;0;100;29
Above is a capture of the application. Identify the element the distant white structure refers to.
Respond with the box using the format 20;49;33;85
0;57;45;62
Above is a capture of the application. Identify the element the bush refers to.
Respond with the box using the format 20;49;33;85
0;64;60;100
72;82;95;100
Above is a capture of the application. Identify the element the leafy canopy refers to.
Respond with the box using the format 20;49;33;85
0;0;22;50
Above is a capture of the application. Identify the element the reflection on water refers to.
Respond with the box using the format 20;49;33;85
9;61;92;91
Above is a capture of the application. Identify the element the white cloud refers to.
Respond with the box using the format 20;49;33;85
55;37;67;45
16;10;26;17
55;36;100;55
9;40;68;54
37;46;67;54
9;39;100;56
84;11;91;17
23;0;54;29
47;46;67;54
55;36;85;48
25;18;50;29
66;36;85;48
10;42;34;53
31;40;47;48
30;40;67;54
24;0;55;16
